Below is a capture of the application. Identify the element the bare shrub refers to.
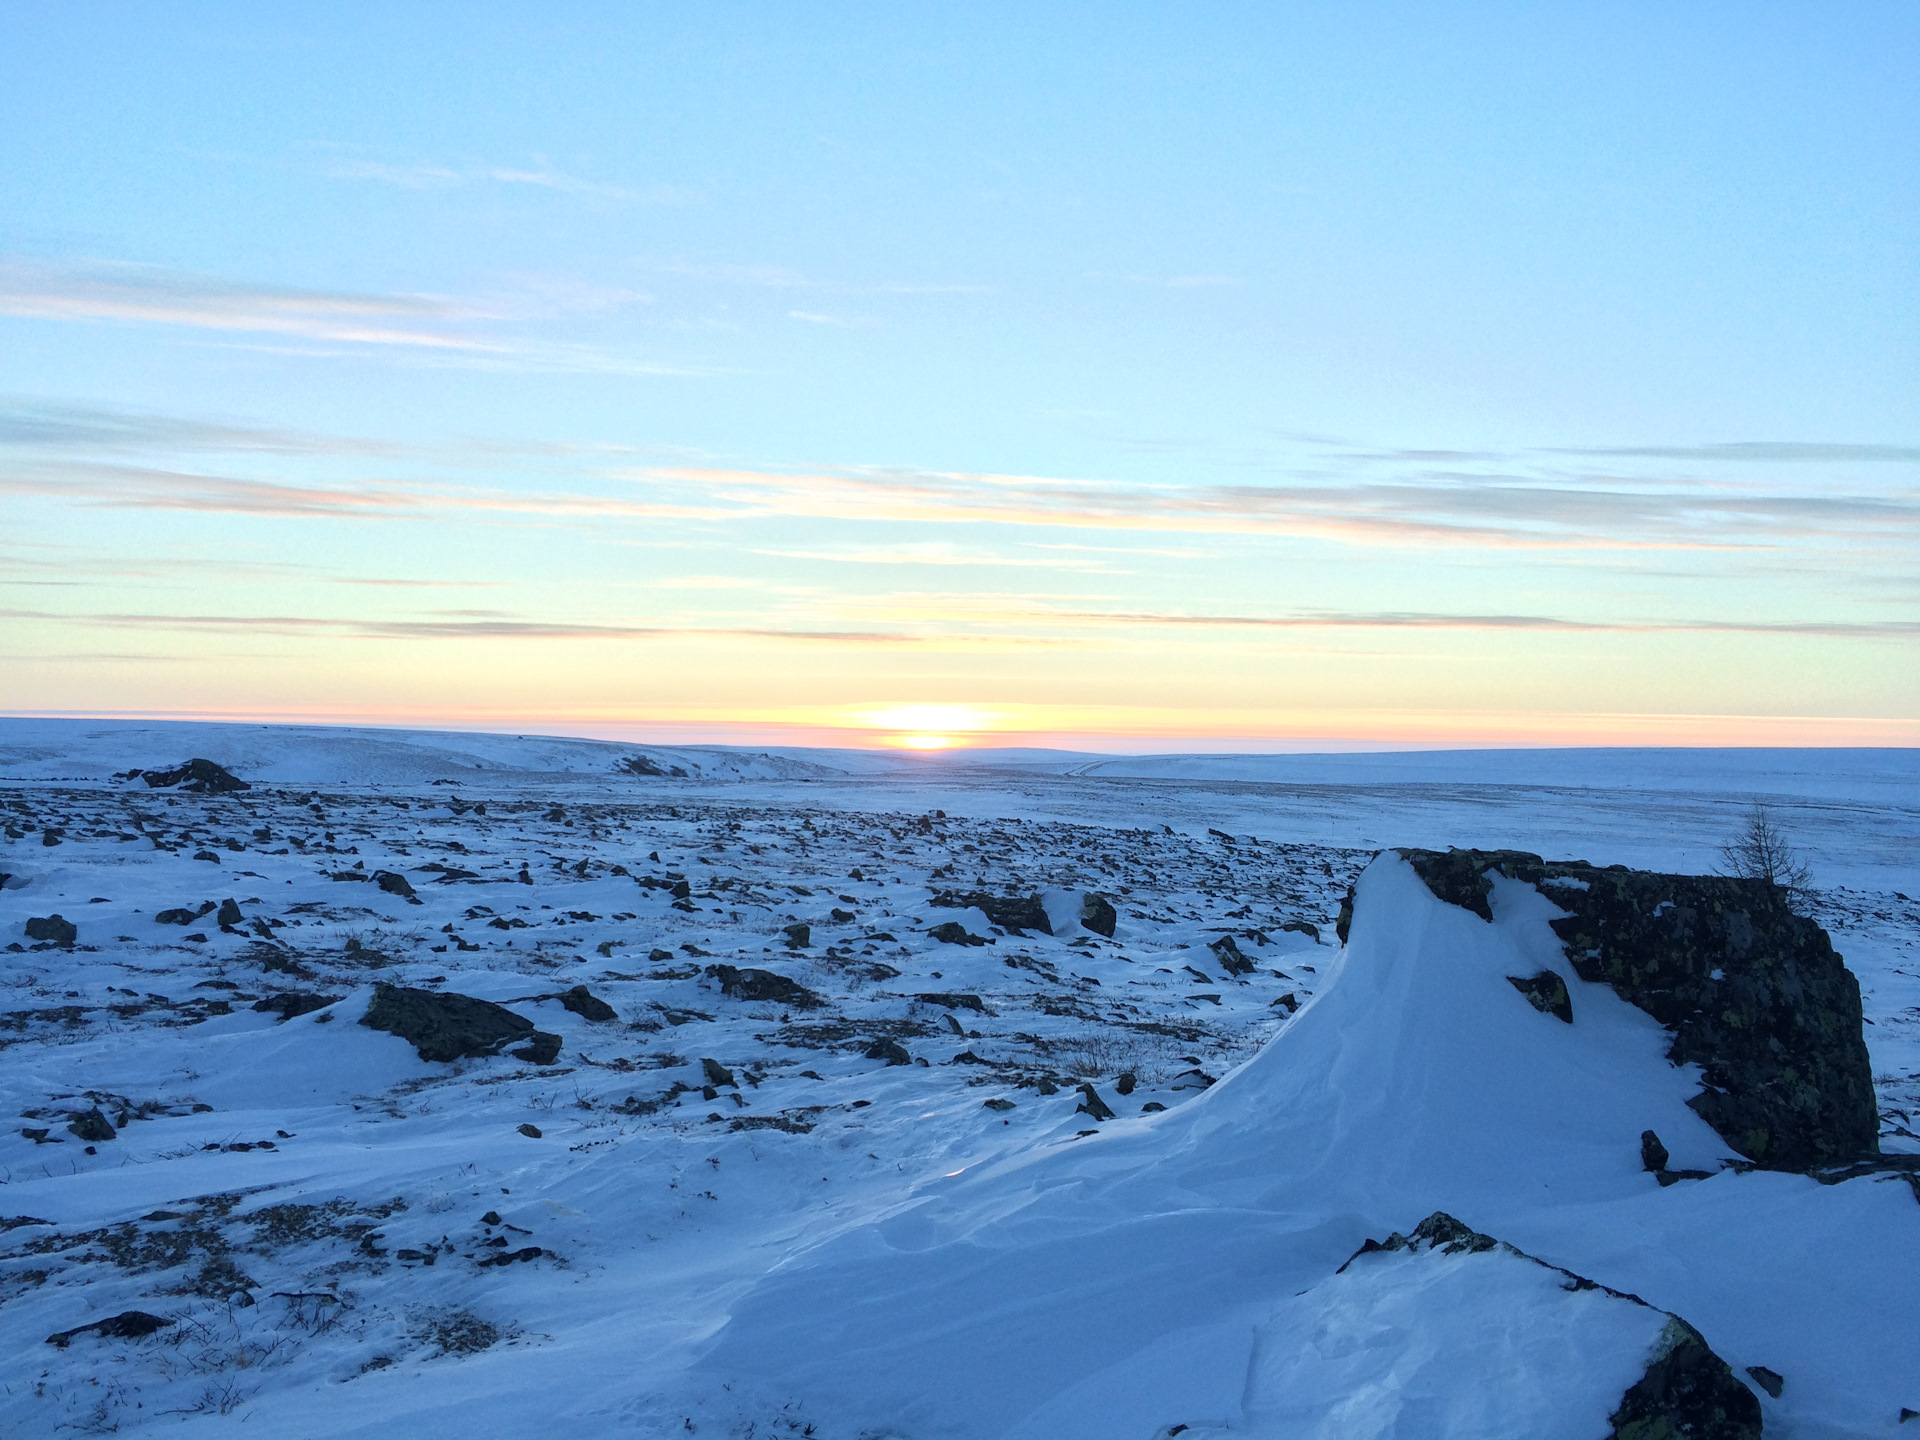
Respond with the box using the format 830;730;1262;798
1720;803;1813;908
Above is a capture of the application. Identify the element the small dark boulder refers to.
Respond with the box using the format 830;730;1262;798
865;1037;912;1066
1114;1071;1137;1095
557;985;616;1022
360;982;561;1065
1746;1365;1784;1400
516;1124;543;1139
928;921;988;947
373;871;421;903
156;902;215;926
1170;1068;1216;1091
931;890;1052;935
701;1057;736;1087
1079;893;1118;938
24;915;76;947
137;758;249;793
252;992;342;1022
1641;1130;1671;1173
47;1310;173;1347
1074;1084;1116;1121
216;898;244;928
1507;970;1573;1023
914;992;987;1014
705;964;824;1009
783;922;811;949
66;1108;116;1142
1209;934;1256;976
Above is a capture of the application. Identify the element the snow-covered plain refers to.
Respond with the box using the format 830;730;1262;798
0;719;1916;1437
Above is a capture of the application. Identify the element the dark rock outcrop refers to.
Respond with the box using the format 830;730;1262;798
1079;893;1118;938
931;890;1052;935
1386;847;1877;1171
865;1037;912;1066
136;758;249;793
782;922;811;949
24;914;76;946
360;983;562;1065
705;964;824;1009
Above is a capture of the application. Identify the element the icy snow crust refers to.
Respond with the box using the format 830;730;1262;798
0;720;1916;1438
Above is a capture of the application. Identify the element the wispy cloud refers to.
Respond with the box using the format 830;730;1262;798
1;606;906;645
0;258;705;376
787;310;881;329
0;257;487;350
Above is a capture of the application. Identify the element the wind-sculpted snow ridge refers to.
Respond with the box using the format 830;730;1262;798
0;725;1916;1437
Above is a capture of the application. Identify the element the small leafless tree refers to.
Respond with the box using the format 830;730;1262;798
1720;803;1813;907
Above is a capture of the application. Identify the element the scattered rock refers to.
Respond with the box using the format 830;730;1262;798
1209;934;1256;976
252;992;342;1022
360;982;562;1065
1079;892;1118;938
66;1108;116;1142
479;1245;543;1265
931;890;1052;935
1170;1068;1216;1091
865;1037;912;1066
1281;919;1321;942
216;897;244;928
1641;1130;1671;1173
702;1057;736;1087
928;921;988;947
24;914;76;946
983;1098;1017;1111
46;1310;173;1347
156;902;216;926
914;991;987;1014
705;964;824;1009
135;758;249;793
1115;1071;1137;1095
516;1124;543;1139
373;870;421;903
557;985;617;1022
1075;1084;1116;1121
783;922;811;949
1746;1366;1784;1399
1507;970;1573;1023
1393;847;1879;1170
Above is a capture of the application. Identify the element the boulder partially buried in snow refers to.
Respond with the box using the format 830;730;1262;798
1160;1212;1760;1440
1383;847;1877;1170
359;982;561;1064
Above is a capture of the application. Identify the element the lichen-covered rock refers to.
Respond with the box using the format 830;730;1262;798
1609;1317;1763;1440
1507;969;1573;1023
930;890;1052;935
360;982;561;1064
1393;847;1877;1170
65;1107;116;1142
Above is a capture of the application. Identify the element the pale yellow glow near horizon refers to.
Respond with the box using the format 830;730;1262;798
856;704;994;735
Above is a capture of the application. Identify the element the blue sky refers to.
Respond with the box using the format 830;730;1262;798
3;4;1917;748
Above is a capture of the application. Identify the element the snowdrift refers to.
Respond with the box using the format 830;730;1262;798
695;852;1918;1438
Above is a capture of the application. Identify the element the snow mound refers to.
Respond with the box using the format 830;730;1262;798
0;718;846;785
694;852;1911;1437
